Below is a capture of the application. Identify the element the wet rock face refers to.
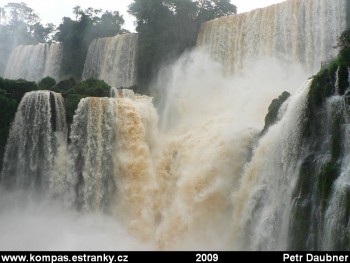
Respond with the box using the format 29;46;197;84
261;91;290;136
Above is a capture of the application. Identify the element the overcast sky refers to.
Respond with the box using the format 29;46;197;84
1;0;286;32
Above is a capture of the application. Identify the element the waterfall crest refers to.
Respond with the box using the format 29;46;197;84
0;91;67;194
197;0;347;74
1;0;350;251
70;97;118;211
230;80;311;250
4;43;62;82
82;33;138;88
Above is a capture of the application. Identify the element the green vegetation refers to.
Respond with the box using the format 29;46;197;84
0;77;38;103
0;1;238;166
0;89;18;172
128;0;236;93
64;78;110;124
65;94;87;125
56;78;77;92
38;77;56;90
347;0;350;28
55;7;128;81
66;78;110;97
318;161;339;207
1;1;236;92
289;29;350;250
309;29;350;106
0;77;37;171
289;155;314;250
308;68;335;107
260;91;290;136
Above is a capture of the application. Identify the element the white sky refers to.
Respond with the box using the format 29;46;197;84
1;0;286;32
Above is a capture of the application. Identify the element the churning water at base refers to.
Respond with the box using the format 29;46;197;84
0;191;152;250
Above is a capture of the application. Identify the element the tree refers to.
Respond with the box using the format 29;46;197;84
55;7;127;81
335;29;350;49
335;29;350;67
196;0;236;22
55;16;89;80
129;0;176;92
5;2;40;27
38;76;56;90
0;2;41;47
0;89;18;173
128;0;236;93
85;11;127;44
32;22;55;43
0;2;56;75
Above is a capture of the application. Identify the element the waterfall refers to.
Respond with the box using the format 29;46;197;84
113;94;158;240
150;50;306;250
82;33;138;88
70;93;158;218
228;65;350;250
336;67;341;95
69;97;118;211
230;79;312;250
43;43;63;81
1;0;350;251
197;0;347;75
322;96;350;250
4;43;62;82
0;91;68;194
110;87;136;99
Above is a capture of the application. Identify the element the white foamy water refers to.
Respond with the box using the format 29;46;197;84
4;43;62;81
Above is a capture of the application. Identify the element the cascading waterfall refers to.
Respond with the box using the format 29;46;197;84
322;96;350;250
0;90;67;194
230;79;312;250
197;0;347;74
4;43;62;82
69;92;158;223
228;69;350;251
151;51;293;250
5;44;46;81
113;94;158;240
82;33;138;88
70;97;119;211
1;0;350;251
268;64;350;251
43;43;63;81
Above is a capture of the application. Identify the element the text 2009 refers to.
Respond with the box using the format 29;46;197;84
196;253;218;262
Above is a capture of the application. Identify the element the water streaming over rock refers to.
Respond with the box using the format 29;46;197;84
0;91;67;194
69;97;118;211
197;0;347;74
4;43;62;82
67;93;159;245
82;33;138;88
230;80;311;250
1;0;350;251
